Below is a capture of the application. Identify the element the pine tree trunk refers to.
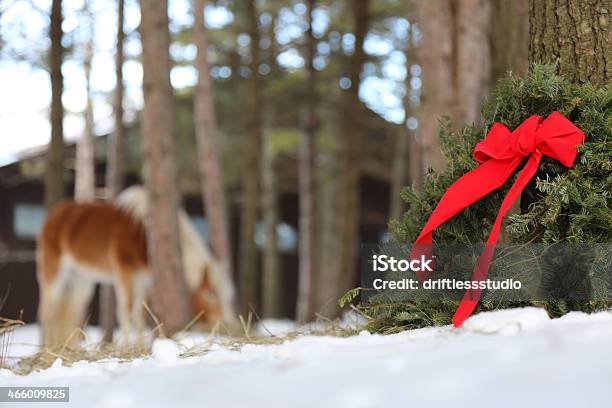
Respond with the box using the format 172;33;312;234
338;0;369;299
316;150;342;317
416;0;490;172
454;0;491;125
490;0;529;84
522;0;611;213
101;0;125;343
529;0;611;86
489;0;529;241
405;25;422;191
106;0;125;199
269;12;280;73
139;0;190;334
408;128;422;191
45;0;64;209
392;24;422;214
239;0;263;314
390;125;408;222
260;7;282;319
261;131;280;318
296;0;318;323
74;2;95;202
193;0;234;280
416;1;453;173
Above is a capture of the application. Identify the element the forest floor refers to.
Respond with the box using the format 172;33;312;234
2;308;612;407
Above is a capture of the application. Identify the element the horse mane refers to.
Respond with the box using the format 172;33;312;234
116;185;237;321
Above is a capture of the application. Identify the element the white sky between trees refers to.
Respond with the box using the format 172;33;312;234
0;0;421;165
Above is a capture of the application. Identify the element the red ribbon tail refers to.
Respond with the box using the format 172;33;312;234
410;158;521;281
453;300;477;327
452;152;542;327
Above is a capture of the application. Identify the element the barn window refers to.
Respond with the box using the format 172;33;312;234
379;230;393;244
189;215;210;243
255;221;298;253
13;203;46;240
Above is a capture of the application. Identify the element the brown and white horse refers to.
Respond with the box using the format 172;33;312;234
37;185;237;346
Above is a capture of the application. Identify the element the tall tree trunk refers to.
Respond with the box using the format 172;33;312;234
406;25;423;192
316;77;343;317
316;153;342;317
522;0;611;213
338;0;369;299
106;0;125;199
391;24;423;217
415;1;453;173
389;124;408;222
139;0;190;334
45;0;64;209
490;0;529;84
261;130;280;317
489;0;529;241
408;125;422;192
416;0;491;173
454;0;491;125
529;0;611;86
74;2;95;202
193;0;234;282
296;0;317;323
101;0;125;343
268;11;281;73
239;0;263;314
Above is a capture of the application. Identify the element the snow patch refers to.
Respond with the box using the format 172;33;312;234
461;307;551;334
255;319;298;336
3;309;612;407
151;338;181;365
95;392;136;408
553;310;612;324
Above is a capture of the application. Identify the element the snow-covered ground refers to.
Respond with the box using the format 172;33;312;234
2;308;612;408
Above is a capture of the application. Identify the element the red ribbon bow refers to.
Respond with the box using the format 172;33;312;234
411;112;585;327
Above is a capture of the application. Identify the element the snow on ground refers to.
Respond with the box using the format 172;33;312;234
2;308;612;408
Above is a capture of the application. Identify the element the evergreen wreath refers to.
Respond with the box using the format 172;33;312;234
358;65;611;333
